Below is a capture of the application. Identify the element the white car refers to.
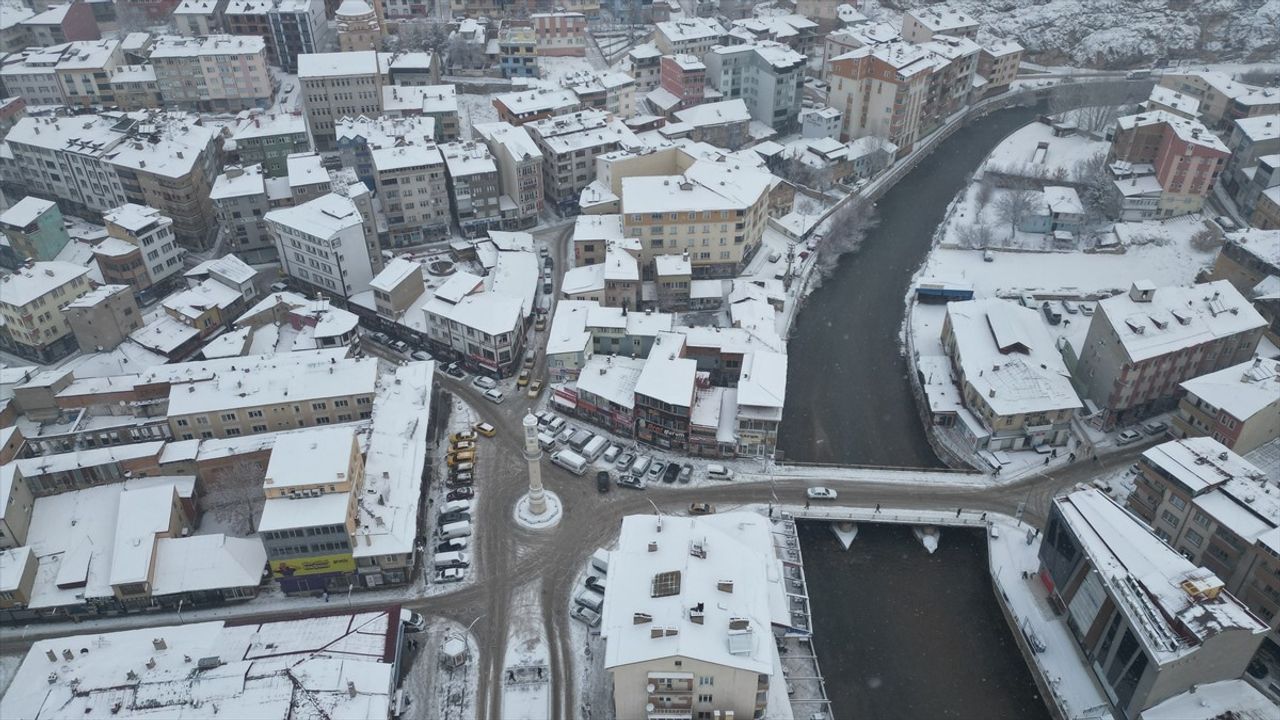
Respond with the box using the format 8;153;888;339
806;487;837;500
400;609;426;633
483;388;505;404
1116;429;1143;446
435;567;466;583
472;376;497;390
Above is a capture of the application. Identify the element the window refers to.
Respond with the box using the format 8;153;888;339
651;570;682;597
1168;495;1186;510
1185;529;1204;547
697;694;713;703
312;402;327;411
698;676;714;686
1192;511;1211;529
1160;510;1179;527
176;418;190;427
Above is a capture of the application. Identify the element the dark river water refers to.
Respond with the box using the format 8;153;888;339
778;106;1043;466
799;521;1049;720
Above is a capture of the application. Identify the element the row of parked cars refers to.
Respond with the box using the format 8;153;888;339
571;549;611;627
433;424;496;583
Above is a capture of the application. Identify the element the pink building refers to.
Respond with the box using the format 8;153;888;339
532;12;587;57
659;54;705;110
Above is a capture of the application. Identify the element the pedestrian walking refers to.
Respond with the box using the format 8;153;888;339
1043;456;1050;465
1068;452;1076;462
805;501;811;510
956;507;962;517
875;503;881;513
981;512;987;521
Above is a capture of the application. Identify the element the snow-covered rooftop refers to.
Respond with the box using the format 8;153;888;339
1139;679;1278;720
425;287;523;337
493;86;579;116
336;114;436;150
265;192;364;239
0;260;87;307
1115;111;1230;154
620;160;770;215
1180;357;1279;422
635;334;696;407
1146;85;1200;117
655;17;725;43
1141;437;1267;496
298;50;379;78
265;425;358;491
151;34;265;58
167;356;377;417
673;98;751;128
472;121;543;160
0;195;56;228
736;350;786;411
1096;280;1265;363
575;355;644;409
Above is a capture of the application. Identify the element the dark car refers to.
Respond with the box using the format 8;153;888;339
438;511;472;524
596;470;611;493
585;575;606;594
445;478;473;490
447;488;474;501
445;362;466;378
662;462;680;484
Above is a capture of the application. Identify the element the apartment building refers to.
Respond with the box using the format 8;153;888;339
976;39;1023;97
532;12;587;56
259;425;363;593
941;299;1082;450
727;13;819;55
228;111;310;176
473;121;545;230
166;356;378;440
0;261;92;362
827;41;934;155
335;0;382;52
1171;357;1279;454
334;115;434;190
100;203;185;294
633;332;697;450
919;34;980;133
267;0;331;73
64;284;142;353
1207;230;1280;296
1158;70;1280;131
602;513;786;720
1108;111;1230;219
563;241;641;310
705;41;805;133
1041;487;1267;720
171;0;228;35
1221;115;1280;202
148;35;272;112
1074;281;1266;428
371;143;450;246
0;46;67;106
442;141;502;237
210;164;281;263
385;51;438;86
51;39;121;107
266;192;377;297
901;5;978;43
492;87;581;125
620;160;771;278
1126;439;1280;640
298;51;383;150
111;120;221;251
0;197;69;263
108;64;162;109
381;84;460;140
423;272;525;377
658;54;706;111
19;2;100;45
626;44;662;93
565;70;637;118
525;110;639;215
653;17;725;57
498;25;538;78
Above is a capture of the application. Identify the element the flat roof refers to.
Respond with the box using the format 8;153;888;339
0;261;87;307
265;425;358;490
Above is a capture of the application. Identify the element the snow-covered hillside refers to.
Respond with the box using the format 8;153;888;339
861;0;1280;68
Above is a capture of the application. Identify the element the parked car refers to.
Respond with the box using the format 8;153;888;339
446;477;473;489
596;470;611;494
556;425;575;443
1042;301;1062;325
661;462;680;484
543;256;554;269
535;316;547;331
446;450;475;466
585;575;606;594
269;281;289;293
570;604;601;627
435;538;468;553
400;609;426;633
542;281;553;294
707;464;734;481
411;350;432;361
450;430;477;443
648;460;667;481
447;488;474;501
523;355;536;370
631;455;652;478
615;452;635;472
438;510;471;525
678;464;693;483
1060;300;1079;315
435;568;466;583
806;487;838;500
517;370;531;387
474;422;496;437
616;475;645;490
689;502;715;515
527;380;543;397
1080;303;1095;317
547;416;566;433
1116;429;1143;446
483;388;504;404
1141;420;1168;436
473;376;497;390
602;445;621;464
445;362;466;378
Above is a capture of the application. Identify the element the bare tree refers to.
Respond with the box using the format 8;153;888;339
975;180;994;211
994;188;1038;237
1190;226;1225;252
956;222;995;249
201;460;266;536
1048;82;1137;133
776;156;826;191
811;198;878;284
1073;151;1121;225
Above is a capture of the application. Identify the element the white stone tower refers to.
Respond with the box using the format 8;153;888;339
522;411;546;515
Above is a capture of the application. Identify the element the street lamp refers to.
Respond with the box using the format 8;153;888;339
346;582;354;608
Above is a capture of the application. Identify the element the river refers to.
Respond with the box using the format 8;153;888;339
778;106;1043;467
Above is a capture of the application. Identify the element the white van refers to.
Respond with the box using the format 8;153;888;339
630;455;652;478
441;499;472;514
433;551;469;569
538;432;557;451
574;589;603;613
547;416;566;433
602;444;621;464
438;520;472;540
552;449;588;476
591;548;609;575
581;436;608;462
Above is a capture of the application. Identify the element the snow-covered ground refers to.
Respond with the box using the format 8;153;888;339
566;555;612;720
501;581;551;720
0;654;21;697
402;616;479;720
456;93;499;140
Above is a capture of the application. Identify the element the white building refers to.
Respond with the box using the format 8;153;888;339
148;34;272;112
299;50;383;150
371;143;450;246
423;271;526;377
102;203;185;289
704;41;806;133
653;17;726;57
266;192;376;297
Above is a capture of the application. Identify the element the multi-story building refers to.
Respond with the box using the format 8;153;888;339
827;41;934;155
976;39;1023;97
266;192;378;297
1158;70;1280;131
901;5;978;43
64;284;143;353
18;1;100;45
653;17;725;57
259;425;364;593
148;34;272;112
941;299;1082;450
473;121;544;230
385;51;437;86
335;114;436;188
1108;111;1230;219
1040;487;1267;720
423;272;525;377
442;141;502;237
620;159;771;278
532;12;586;56
705;41;805;133
171;0;229;35
0;45;69;107
101;203;185;294
1171;358;1279;454
335;0;382;52
53;39;121;107
633;332;696;450
626;43;661;93
210;164;279;263
526;109;639;215
0;197;69;263
267;0;331;73
1206;229;1280;296
1;113;125;217
228;111;310;176
727;13;819;55
298;51;383;150
222;0;271;60
563;241;642;309
0;261;91;362
492;86;581;126
498;25;538;78
658;53;705;111
381;84;459;140
919;34;980;134
601;513;787;720
564;70;637;118
371;143;450;245
1127;438;1280;636
108;64;162;109
1073;281;1266;428
1221;114;1279;202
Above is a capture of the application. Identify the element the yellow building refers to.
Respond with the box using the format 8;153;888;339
0;261;91;363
